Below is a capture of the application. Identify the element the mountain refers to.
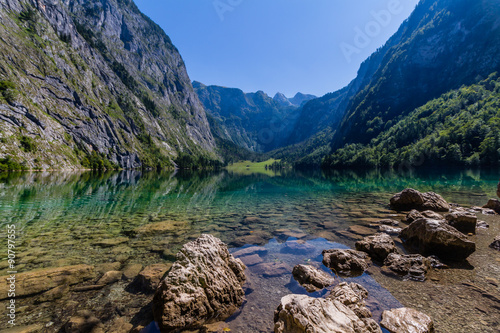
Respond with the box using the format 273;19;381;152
0;0;216;170
323;74;500;169
284;0;500;166
288;92;318;107
332;0;500;149
194;82;303;153
272;92;317;108
273;92;293;107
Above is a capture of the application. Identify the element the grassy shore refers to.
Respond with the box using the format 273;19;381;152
226;159;282;176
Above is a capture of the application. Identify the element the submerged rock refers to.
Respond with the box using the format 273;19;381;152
92;237;128;248
390;189;450;212
274;294;381;333
107;317;133;333
232;246;268;258
380;308;435;333
97;271;122;285
292;264;335;292
253;261;292;278
134;220;188;235
153;234;246;331
445;211;477;234
281;240;317;254
240;253;264;266
399;219;475;260
130;263;171;294
382;253;430;281
373;219;400;226
355;233;397;262
65;310;103;333
36;284;70;304
490;235;500;251
0;265;94;300
322;249;370;276
349;225;376;236
122;263;143;280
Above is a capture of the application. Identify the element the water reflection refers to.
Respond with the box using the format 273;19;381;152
0;168;497;235
0;168;498;332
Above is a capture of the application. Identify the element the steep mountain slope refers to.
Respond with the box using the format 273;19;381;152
0;0;216;170
283;0;500;166
194;82;303;152
333;0;500;149
287;10;407;147
323;73;500;169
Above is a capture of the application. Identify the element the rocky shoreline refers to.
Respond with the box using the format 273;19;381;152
1;187;499;333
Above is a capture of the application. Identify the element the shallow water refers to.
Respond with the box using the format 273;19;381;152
0;169;499;332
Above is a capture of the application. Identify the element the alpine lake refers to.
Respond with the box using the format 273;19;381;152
0;168;499;333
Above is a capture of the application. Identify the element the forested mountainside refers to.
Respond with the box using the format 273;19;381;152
332;0;500;149
0;0;217;171
194;81;314;153
281;0;500;167
323;74;500;169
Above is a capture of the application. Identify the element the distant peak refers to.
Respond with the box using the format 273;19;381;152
288;92;317;106
273;92;288;99
273;92;293;107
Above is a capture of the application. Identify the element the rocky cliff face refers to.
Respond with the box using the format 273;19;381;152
0;0;215;170
194;82;303;152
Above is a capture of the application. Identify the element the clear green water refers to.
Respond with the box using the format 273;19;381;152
0;169;499;332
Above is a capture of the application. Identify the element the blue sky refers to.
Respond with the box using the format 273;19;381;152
134;0;420;97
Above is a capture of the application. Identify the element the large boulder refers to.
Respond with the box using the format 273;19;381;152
399;219;475;260
390;189;450;212
380;308;435;333
153;234;246;331
445;211;477;235
355;233;397;262
292;264;334;292
483;199;500;214
274;294;381;333
327;283;373;320
382;253;431;281
322;249;370;276
490;235;500;251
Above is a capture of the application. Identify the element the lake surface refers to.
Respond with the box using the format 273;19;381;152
0;169;499;332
